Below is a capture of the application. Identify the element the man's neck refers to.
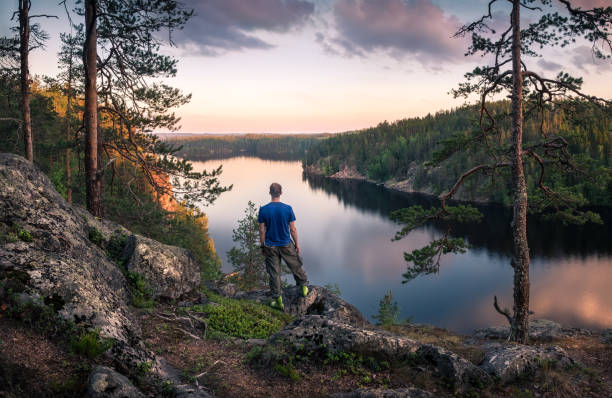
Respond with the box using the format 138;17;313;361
270;196;281;203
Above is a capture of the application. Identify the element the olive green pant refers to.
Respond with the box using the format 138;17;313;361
263;244;308;296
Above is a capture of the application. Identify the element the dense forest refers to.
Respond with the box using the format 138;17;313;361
303;101;612;206
167;133;330;161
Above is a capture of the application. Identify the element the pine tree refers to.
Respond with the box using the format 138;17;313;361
75;0;228;216
372;290;401;326
392;0;611;343
227;201;267;290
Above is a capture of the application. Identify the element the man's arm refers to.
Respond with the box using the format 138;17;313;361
259;223;266;248
289;221;300;255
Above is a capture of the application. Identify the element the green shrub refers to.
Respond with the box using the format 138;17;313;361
126;272;154;308
17;228;33;242
274;360;300;381
372;290;405;326
70;329;113;359
88;227;104;247
323;283;342;296
106;232;128;264
191;289;293;339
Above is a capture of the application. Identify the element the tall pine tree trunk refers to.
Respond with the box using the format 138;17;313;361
84;0;102;216
19;0;33;162
65;54;73;204
510;0;530;343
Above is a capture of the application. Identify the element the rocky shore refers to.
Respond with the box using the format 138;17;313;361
302;163;492;204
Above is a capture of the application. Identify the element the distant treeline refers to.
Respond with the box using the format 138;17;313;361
166;133;331;161
303;100;612;206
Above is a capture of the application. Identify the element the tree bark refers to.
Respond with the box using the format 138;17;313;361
19;0;33;162
510;0;530;343
84;0;102;216
65;43;73;204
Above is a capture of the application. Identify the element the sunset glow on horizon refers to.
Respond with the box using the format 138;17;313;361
2;0;611;134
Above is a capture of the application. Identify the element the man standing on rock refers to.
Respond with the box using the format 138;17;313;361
258;182;309;310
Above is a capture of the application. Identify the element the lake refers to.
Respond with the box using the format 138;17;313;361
192;157;612;334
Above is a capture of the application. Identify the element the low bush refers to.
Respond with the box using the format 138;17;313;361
70;329;113;359
190;289;293;339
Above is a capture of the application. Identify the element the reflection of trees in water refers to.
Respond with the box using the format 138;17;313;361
186;153;304;162
303;172;612;259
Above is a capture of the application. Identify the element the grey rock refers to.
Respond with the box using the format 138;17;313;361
601;329;612;344
272;315;420;359
416;344;492;389
173;386;217;398
474;319;591;342
333;387;439;398
0;153;138;346
121;234;201;300
480;344;575;383
85;366;145;398
272;315;491;390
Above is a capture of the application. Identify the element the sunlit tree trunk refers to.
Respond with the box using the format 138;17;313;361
84;0;102;216
510;0;530;343
65;47;73;204
18;0;33;162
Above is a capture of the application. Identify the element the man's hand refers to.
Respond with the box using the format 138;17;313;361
259;223;266;255
289;221;300;255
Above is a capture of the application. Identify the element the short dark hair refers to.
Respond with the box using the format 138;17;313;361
269;183;282;197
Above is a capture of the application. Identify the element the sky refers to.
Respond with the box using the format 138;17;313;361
1;0;611;134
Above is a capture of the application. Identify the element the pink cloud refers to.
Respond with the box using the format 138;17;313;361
320;0;468;64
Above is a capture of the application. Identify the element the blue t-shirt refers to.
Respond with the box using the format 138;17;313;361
258;202;296;247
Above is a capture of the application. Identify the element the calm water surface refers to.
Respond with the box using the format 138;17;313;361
192;157;612;334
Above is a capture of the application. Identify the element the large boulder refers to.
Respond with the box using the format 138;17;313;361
333;387;439;398
0;153;138;346
85;366;145;398
474;319;591;342
121;234;200;300
272;315;491;391
272;315;420;359
480;344;575;383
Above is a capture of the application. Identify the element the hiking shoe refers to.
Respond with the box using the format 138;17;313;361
301;285;309;297
270;296;284;310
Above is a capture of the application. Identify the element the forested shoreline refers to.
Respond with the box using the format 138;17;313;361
166;133;329;161
303;100;612;207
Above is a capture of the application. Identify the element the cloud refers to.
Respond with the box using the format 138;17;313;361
537;58;563;71
570;45;612;73
318;0;468;65
175;0;315;56
565;0;611;8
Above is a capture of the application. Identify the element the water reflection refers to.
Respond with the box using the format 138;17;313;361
304;172;612;259
193;157;612;333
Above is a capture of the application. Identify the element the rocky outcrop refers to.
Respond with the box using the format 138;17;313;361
211;283;370;328
601;329;612;344
0;153;200;374
122;234;200;300
272;315;491;391
272;315;420;358
480;344;575;383
330;166;367;180
211;281;491;391
0;153;138;346
85;366;145;398
474;319;592;342
333;387;439;398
